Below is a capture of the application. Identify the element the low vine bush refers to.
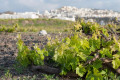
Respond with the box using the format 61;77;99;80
16;20;120;80
0;24;19;32
16;34;48;67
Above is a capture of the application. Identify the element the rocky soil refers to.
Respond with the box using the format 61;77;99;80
0;32;48;78
0;32;74;80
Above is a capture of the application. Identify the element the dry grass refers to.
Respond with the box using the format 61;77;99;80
0;18;75;33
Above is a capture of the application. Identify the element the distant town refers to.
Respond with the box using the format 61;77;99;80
0;6;120;25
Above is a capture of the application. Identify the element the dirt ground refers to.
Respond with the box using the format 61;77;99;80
0;32;76;80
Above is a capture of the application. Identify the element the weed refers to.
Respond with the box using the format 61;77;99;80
1;70;12;80
21;75;37;80
41;74;59;80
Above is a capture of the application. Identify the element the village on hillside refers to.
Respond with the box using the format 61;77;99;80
0;6;120;25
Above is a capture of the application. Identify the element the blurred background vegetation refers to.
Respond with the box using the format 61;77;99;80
0;18;75;33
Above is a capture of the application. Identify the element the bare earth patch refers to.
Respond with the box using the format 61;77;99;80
0;32;75;80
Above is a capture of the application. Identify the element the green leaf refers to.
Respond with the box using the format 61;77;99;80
76;64;86;77
65;37;70;45
112;58;120;69
77;52;87;61
86;68;103;80
86;70;93;80
83;39;89;49
60;69;67;75
92;59;102;69
100;48;112;58
90;45;96;52
113;54;120;59
100;70;106;75
93;68;103;80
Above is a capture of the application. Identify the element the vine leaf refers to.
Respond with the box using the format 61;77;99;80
112;58;120;69
76;64;86;77
92;59;102;69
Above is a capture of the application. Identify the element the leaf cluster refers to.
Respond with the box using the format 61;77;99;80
16;21;120;79
16;34;48;67
45;21;120;79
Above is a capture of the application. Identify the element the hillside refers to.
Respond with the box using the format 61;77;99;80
0;18;74;32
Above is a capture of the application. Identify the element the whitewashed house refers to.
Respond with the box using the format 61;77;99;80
0;12;39;19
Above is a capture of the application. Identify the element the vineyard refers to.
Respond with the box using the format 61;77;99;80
0;18;73;33
1;19;120;80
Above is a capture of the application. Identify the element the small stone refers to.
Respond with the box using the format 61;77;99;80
39;30;47;36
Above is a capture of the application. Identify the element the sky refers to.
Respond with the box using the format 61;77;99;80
0;0;120;12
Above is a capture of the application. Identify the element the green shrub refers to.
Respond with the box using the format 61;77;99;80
0;26;6;32
16;34;48;67
45;22;120;79
16;21;120;79
5;28;15;32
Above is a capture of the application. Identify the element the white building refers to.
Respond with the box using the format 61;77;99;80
0;11;39;19
1;6;120;21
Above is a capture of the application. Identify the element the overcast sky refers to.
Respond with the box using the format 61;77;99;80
0;0;120;12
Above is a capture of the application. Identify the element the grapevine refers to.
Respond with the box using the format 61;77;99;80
16;20;120;80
